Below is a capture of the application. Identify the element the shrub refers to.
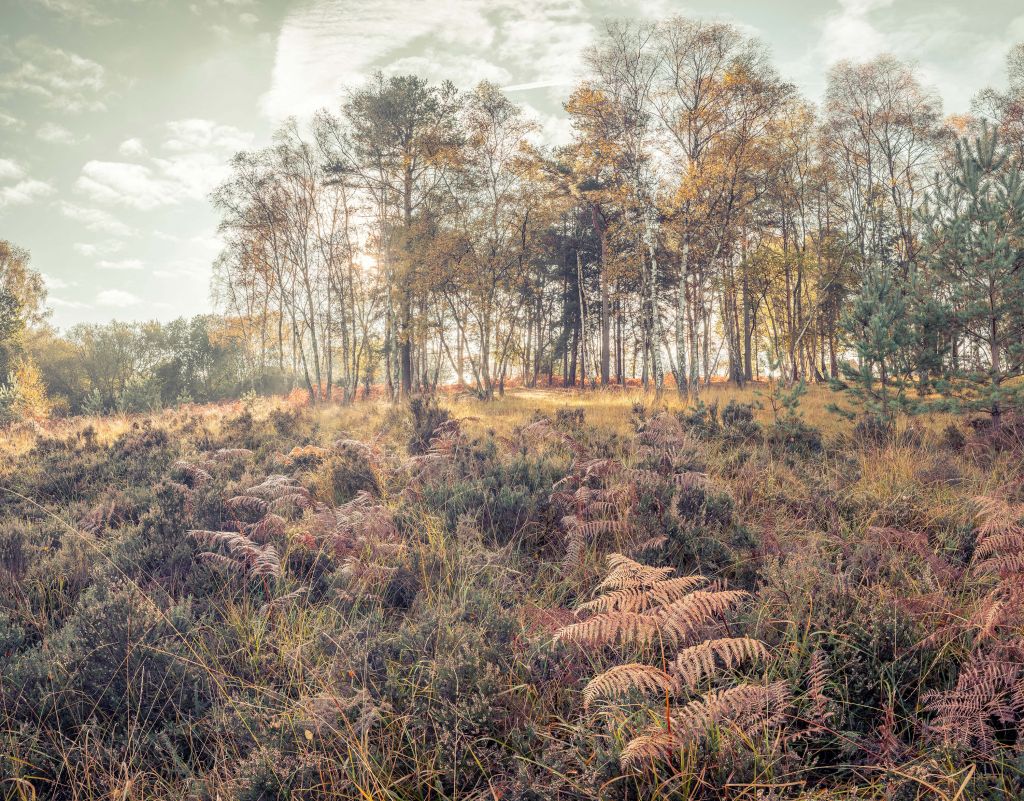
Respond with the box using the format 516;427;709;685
408;395;450;454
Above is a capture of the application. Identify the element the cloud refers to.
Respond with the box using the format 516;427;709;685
96;288;140;307
163;119;253;154
76;161;174;209
0;159;22;181
816;0;895;66
74;240;124;257
28;0;116;25
50;297;91;309
118;137;147;157
37;121;78;144
0;111;22;129
262;0;601;119
27;0;151;26
59;201;136;237
793;1;1024;111
97;258;144;270
0;160;55;208
0;39;108;112
75;119;254;209
42;273;71;290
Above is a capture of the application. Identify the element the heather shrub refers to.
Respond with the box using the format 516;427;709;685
408;395;450;454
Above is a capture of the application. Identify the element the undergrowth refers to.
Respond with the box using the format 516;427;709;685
1;389;1022;800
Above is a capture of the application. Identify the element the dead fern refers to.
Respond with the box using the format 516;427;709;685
583;664;675;710
673;637;769;690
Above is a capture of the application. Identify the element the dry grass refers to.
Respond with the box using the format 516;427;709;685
1;386;1022;800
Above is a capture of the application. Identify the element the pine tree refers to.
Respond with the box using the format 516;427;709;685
920;125;1024;424
829;260;918;435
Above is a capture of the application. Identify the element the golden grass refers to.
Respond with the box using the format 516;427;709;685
446;383;848;441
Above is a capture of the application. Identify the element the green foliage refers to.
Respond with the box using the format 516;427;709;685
758;369;823;455
829;261;919;436
920;124;1024;420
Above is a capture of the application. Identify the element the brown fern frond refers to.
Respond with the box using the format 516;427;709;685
973;494;1024;537
579;458;623;480
621;468;670;487
596;553;674;591
583;664;675;710
623;681;790;767
520;418;587;458
806;649;833;728
570;518;632;539
620;728;682;769
561;528;586;571
594;484;637;505
924;655;1020;752
579;576;708;614
249;513;287;542
226;495;269;516
250;544;282;578
172;460;213;485
585;501;621;518
974;531;1024;559
269;492;314;515
652;590;749;646
554;611;655;647
973;553;1024;578
672;637;769;690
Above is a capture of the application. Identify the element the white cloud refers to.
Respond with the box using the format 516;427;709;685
0;160;55;208
263;0;554;119
74;240;124;257
240;12;259;26
37;121;78;144
162;119;253;154
0;111;22;129
0;39;108;112
28;0;115;25
50;297;91;309
59;201;136;237
96;288;140;307
76;160;174;209
0;159;22;181
75;119;253;208
261;0;674;121
118;137;147;157
817;0;894;66
0;179;54;207
792;2;1024;112
42;273;71;290
97;258;144;270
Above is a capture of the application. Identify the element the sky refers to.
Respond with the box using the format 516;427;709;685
1;0;1023;330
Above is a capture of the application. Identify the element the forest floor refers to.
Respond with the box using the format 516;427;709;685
0;387;1021;800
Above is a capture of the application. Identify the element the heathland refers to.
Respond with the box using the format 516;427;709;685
2;386;1023;800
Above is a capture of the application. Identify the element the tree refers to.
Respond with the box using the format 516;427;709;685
829;260;918;435
0;241;47;418
920;126;1024;423
325;73;462;399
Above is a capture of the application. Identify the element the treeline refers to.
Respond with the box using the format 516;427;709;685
0;240;278;418
3;17;1024;425
28;316;280;415
211;17;1024;410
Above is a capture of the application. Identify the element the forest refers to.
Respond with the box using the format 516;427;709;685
2;13;1024;801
